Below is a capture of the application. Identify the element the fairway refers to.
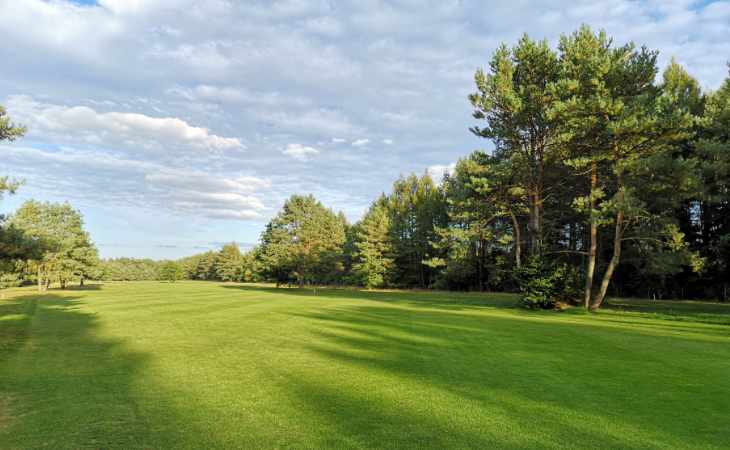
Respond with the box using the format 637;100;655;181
1;282;729;449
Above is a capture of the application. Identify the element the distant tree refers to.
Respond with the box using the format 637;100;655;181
258;195;346;287
9;201;98;290
238;249;260;282
159;261;183;282
351;198;394;288
100;258;162;281
429;153;523;291
385;174;447;287
215;242;243;281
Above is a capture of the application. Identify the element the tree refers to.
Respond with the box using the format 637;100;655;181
693;68;730;300
385;174;447;287
159;261;183;282
351;198;394;288
0;104;26;199
9;201;98;291
431;153;523;291
470;34;562;257
258;195;346;287
552;26;694;308
215;242;243;281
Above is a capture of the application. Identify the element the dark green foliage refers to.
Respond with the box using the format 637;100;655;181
515;257;582;309
258;195;346;287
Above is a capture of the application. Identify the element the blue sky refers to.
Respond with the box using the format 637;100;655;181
1;0;729;259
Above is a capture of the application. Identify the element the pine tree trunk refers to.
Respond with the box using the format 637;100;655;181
528;192;542;256
584;162;598;310
509;211;522;268
37;266;43;292
592;208;624;309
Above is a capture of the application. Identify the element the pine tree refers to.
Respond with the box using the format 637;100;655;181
351;198;394;288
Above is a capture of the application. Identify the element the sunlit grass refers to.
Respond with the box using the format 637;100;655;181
1;282;728;449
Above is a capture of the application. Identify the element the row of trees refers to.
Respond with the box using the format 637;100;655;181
233;27;729;307
1;26;727;308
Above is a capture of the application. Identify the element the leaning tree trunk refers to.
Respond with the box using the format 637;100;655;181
584;162;598;310
592;207;624;309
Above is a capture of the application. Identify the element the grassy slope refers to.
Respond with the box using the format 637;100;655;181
1;282;729;449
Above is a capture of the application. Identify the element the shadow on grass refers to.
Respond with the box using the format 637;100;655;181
603;297;730;325
60;283;104;291
0;292;221;449
224;284;730;327
279;304;729;449
221;283;520;311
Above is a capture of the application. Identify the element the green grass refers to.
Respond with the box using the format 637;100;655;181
1;282;729;449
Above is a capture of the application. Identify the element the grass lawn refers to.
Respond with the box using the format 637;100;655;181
1;282;729;449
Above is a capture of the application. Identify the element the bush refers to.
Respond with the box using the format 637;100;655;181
514;258;582;309
0;272;23;289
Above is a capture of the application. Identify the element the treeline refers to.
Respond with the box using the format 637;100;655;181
231;27;730;307
93;244;257;283
1;26;728;307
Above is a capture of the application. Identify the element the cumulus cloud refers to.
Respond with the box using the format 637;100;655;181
2;144;268;221
282;143;320;161
6;95;244;152
2;0;730;258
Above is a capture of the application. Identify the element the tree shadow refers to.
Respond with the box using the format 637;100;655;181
0;292;222;449
603;297;730;324
224;284;730;327
221;283;520;311
281;304;730;449
61;283;104;291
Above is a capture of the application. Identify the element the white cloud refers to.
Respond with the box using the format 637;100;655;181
426;162;456;183
167;84;310;107
282;143;320;161
352;138;370;147
145;169;270;194
2;144;268;221
3;0;730;258
6;95;244;152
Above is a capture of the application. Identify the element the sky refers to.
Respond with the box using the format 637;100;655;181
1;0;729;259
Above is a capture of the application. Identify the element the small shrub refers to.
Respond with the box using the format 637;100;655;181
515;258;582;309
